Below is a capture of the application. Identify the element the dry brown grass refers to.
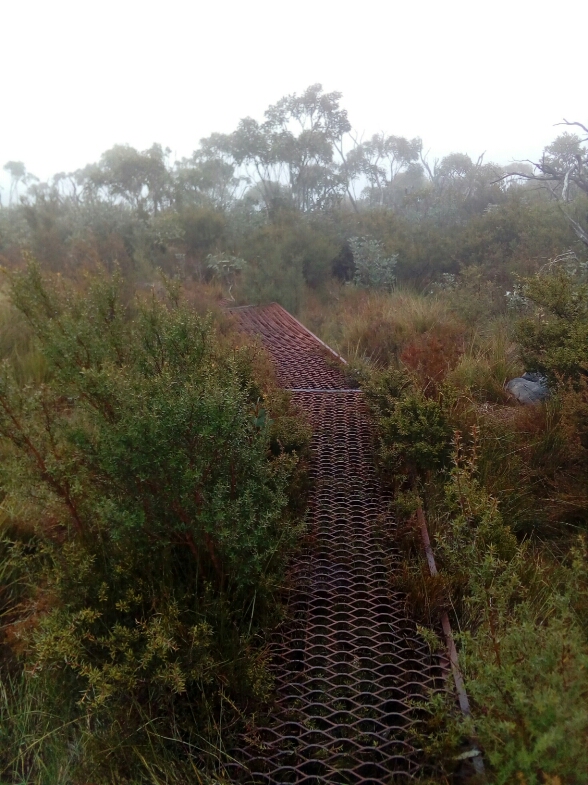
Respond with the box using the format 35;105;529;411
301;285;463;367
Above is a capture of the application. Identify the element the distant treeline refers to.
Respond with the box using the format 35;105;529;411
1;86;587;308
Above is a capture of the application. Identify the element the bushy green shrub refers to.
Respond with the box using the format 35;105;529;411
235;218;338;310
461;602;588;785
516;265;588;383
239;250;305;313
0;263;309;782
364;368;453;478
349;235;397;290
179;205;227;261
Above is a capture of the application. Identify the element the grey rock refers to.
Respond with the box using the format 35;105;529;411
506;375;549;404
522;372;547;384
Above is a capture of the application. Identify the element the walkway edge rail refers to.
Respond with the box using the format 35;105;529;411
416;505;485;776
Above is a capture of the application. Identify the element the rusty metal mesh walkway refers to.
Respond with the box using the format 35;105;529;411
226;304;444;784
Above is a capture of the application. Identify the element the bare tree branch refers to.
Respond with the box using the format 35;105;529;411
558;119;588;137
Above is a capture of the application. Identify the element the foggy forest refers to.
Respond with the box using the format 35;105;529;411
1;84;588;784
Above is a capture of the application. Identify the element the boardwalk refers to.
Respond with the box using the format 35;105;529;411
226;304;444;784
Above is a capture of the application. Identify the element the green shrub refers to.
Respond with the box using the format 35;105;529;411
236;218;337;310
516;265;588;383
239;248;306;313
420;439;588;783
365;368;453;478
461;603;588;785
179;206;227;261
0;263;309;782
348;235;397;290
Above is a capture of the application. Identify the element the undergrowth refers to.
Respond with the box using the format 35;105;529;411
0;263;310;783
353;275;588;783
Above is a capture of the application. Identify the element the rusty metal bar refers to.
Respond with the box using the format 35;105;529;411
416;505;485;776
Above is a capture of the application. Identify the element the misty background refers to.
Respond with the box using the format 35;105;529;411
2;0;586;190
2;2;588;781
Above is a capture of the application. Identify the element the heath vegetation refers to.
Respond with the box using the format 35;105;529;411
1;89;587;783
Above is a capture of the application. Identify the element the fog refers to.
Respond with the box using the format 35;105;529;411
1;0;586;185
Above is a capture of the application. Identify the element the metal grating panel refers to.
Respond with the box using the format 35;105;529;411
229;304;353;390
226;306;445;783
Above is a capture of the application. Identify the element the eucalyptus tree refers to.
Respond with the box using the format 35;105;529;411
503;122;588;247
262;83;352;212
87;143;172;214
418;151;505;219
199;85;354;215
173;131;243;211
346;134;423;208
3;161;38;205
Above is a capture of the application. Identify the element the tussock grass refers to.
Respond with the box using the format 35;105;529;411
0;669;229;784
302;285;460;367
447;319;521;402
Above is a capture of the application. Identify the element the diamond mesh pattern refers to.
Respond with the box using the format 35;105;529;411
225;305;445;784
229;304;353;390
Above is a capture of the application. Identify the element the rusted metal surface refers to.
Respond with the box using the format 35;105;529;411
226;304;446;783
229;304;354;390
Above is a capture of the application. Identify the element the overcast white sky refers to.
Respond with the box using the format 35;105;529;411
1;0;586;186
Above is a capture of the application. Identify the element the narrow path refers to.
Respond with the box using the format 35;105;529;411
227;304;444;784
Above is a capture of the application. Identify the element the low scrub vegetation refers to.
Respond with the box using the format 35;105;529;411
0;264;309;783
357;264;588;783
2;96;588;782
